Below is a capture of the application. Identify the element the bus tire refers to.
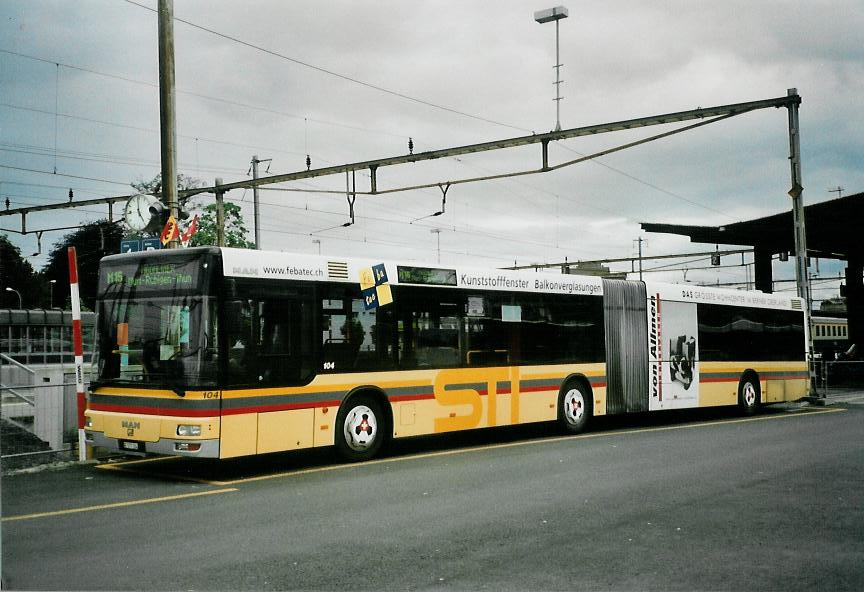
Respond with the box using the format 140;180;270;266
558;380;592;434
738;374;761;416
335;393;387;462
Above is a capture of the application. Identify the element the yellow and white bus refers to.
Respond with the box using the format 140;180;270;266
84;247;809;461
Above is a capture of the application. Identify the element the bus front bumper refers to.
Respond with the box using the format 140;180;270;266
86;430;220;458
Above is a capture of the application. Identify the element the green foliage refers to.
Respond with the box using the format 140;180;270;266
128;173;205;238
189;202;255;249
42;220;124;311
129;173;253;249
0;235;40;309
131;173;204;197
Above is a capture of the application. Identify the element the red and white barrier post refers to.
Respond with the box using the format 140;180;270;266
68;247;88;461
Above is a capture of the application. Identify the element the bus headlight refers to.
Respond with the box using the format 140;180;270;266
177;425;201;437
84;416;93;429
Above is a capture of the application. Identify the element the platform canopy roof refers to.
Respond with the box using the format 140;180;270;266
641;192;864;260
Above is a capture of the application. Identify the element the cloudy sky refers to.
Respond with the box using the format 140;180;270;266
1;0;861;302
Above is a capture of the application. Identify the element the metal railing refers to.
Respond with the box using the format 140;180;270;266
1;353;92;470
815;359;864;397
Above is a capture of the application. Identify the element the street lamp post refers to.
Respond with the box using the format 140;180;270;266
5;286;22;309
534;6;569;132
49;279;57;308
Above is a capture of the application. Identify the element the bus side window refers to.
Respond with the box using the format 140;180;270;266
398;290;461;369
321;297;355;371
257;299;315;385
321;294;396;372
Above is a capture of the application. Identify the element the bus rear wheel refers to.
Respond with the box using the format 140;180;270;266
335;394;387;462
738;375;761;416
558;381;592;434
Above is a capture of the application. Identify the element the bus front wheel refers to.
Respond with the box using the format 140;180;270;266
738;375;761;415
335;394;387;462
558;381;592;434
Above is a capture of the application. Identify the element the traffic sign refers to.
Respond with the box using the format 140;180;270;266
142;238;162;251
120;239;141;253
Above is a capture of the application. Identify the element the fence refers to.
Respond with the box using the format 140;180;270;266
816;360;864;395
1;354;96;470
1;309;96;471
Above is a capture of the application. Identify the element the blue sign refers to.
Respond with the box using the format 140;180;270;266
141;238;162;251
120;239;141;253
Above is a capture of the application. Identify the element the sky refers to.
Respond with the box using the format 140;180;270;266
1;0;862;304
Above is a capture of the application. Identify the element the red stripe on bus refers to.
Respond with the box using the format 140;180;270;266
220;400;342;415
91;381;614;418
389;393;434;403
88;403;216;418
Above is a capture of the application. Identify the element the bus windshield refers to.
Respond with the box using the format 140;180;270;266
94;250;219;391
96;295;217;389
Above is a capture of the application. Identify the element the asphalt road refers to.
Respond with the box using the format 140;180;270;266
2;404;863;591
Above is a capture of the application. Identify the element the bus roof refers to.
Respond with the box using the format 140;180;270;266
217;247;804;312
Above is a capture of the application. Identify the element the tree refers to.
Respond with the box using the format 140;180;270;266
0;235;40;309
41;220;124;311
131;172;204;200
129;173;204;238
189;202;255;249
130;173;254;248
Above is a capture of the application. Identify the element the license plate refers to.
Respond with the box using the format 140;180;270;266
120;440;143;452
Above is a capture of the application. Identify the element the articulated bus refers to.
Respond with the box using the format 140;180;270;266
84;247;809;461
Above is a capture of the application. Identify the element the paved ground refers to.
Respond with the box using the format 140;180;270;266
2;401;862;591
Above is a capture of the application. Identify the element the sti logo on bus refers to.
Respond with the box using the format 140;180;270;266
432;368;521;432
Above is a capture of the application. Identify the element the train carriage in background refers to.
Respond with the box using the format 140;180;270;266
811;315;850;360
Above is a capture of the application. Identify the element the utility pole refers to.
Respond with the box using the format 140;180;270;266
534;7;569;132
634;237;644;281
251;155;261;249
786;88;816;398
215;177;225;247
158;0;179;248
786;89;810;312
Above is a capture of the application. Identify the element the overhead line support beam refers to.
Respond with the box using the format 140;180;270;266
0;92;801;233
183;94;799;198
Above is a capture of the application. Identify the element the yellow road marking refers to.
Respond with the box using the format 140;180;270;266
98;455;183;467
211;407;846;486
96;460;220;485
7;408;845;520
2;488;238;523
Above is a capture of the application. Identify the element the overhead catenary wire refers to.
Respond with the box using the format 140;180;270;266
120;1;532;134
0;33;800;278
0;49;408;142
1;47;720;223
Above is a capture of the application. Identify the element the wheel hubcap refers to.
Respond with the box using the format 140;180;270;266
563;388;585;425
743;382;757;406
343;405;377;452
